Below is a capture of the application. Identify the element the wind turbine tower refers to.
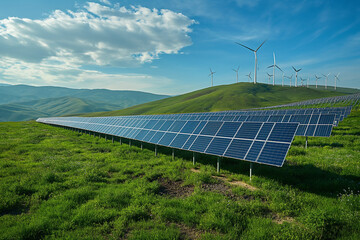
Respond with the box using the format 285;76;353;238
285;74;293;87
235;40;266;84
322;73;331;89
232;66;240;83
292;66;302;87
246;72;252;82
334;73;340;90
266;73;273;84
267;52;282;86
209;68;215;87
315;75;321;88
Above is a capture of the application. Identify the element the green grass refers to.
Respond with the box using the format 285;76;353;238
83;83;350;117
1;109;359;239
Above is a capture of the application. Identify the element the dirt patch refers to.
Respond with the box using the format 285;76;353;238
270;213;295;224
158;179;194;198
191;169;258;191
201;182;255;201
213;175;258;191
174;223;221;240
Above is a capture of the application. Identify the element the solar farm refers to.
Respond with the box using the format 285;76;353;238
37;94;359;177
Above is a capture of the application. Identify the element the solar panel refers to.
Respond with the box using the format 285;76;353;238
37;117;300;167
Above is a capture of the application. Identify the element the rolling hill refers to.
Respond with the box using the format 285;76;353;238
83;82;357;117
0;84;169;121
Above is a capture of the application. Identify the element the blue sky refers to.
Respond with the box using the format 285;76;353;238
0;0;359;94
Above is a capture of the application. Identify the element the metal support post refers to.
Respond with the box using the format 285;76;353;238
193;153;196;165
112;136;114;144
172;149;174;160
129;140;131;147
305;136;308;149
105;135;107;141
119;138;122;145
217;157;220;173
250;163;253;181
155;145;158;156
141;142;143;150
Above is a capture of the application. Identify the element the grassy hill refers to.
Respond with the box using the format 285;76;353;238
0;84;169;121
84;82;351;117
0;97;128;122
0;109;359;239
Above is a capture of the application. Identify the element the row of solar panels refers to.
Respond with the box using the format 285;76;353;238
37;117;299;167
261;93;360;109
46;113;334;137
104;106;350;127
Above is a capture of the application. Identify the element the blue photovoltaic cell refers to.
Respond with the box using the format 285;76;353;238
256;123;274;140
224;139;253;159
309;114;320;124
143;130;157;142
258;142;290;166
318;114;335;124
314;125;332;137
200;121;223;136
305;124;316;136
159;120;174;131
168;120;186;132
216;122;242;138
183;135;197;150
205;137;231;156
158;132;177;146
268;123;298;142
235;122;262;139
222;116;236;121
245;141;264;161
268;115;283;122
180;121;200;134
143;120;158;129
193;121;207;134
135;129;149;140
149;131;165;144
190;135;213;152
282;115;291;122
295;125;307;136
152;120;166;130
169;134;190;149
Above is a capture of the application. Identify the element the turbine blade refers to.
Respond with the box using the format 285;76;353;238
292;66;296;71
255;39;267;52
235;42;255;52
275;65;283;71
267;65;274;68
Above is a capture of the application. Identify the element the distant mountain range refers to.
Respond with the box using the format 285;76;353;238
0;84;169;122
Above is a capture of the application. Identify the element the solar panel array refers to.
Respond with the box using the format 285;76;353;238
37;103;353;168
37;117;299;167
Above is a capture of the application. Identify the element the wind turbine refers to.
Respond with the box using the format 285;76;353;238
285;74;293;87
246;72;252;82
322;73;331;89
267;52;282;86
232;66;240;83
282;72;285;87
209;68;215;87
315;75;321;88
235;40;266;84
300;77;305;87
292;66;302;87
334;73;340;90
307;77;309;88
266;73;273;84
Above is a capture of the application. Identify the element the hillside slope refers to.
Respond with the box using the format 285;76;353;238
84;83;350;117
0;96;139;122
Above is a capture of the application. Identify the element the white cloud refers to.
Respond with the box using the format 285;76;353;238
0;2;196;94
0;2;195;66
99;0;111;5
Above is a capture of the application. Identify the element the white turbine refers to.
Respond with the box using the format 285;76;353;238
285;74;293;87
235;40;266;84
307;77;309;88
322;73;331;89
292;66;302;87
315;75;321;88
334;73;340;90
266;73;273;84
282;72;285;87
267;52;282;86
232;66;240;83
246;72;252;82
209;68;215;87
